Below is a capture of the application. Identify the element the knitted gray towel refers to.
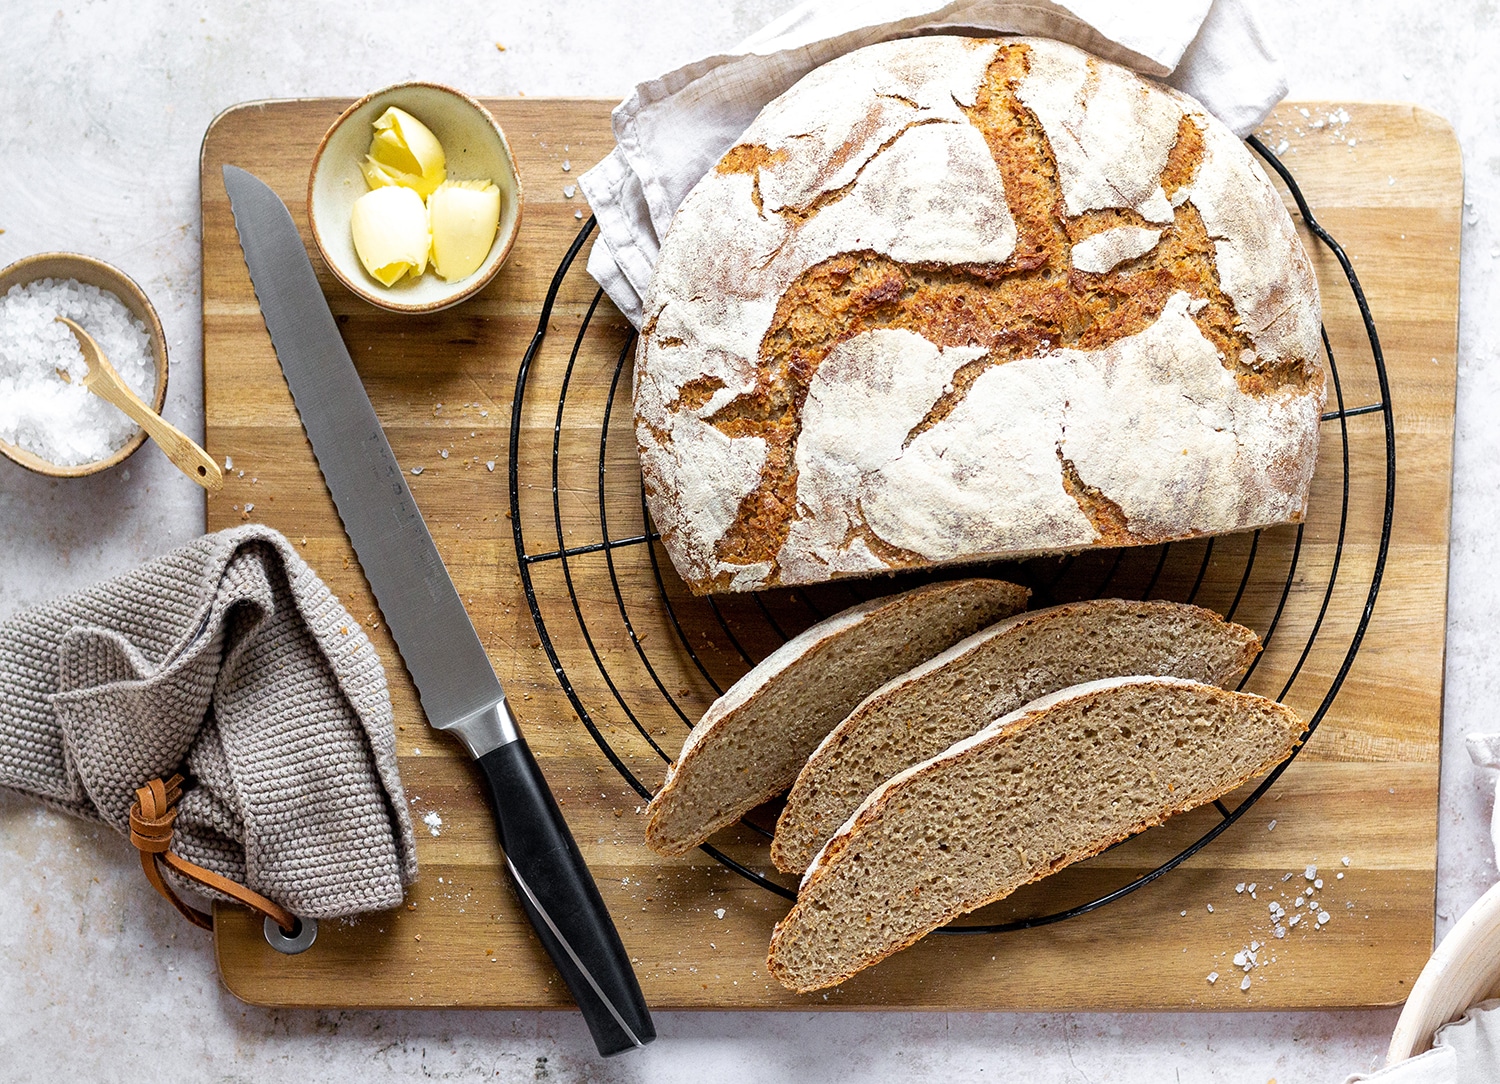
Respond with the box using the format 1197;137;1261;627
0;525;417;919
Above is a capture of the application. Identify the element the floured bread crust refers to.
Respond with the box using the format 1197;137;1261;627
636;35;1325;594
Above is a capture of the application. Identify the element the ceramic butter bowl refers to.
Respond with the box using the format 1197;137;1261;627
307;82;523;313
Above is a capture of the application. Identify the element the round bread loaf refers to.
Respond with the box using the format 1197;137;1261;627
635;35;1325;595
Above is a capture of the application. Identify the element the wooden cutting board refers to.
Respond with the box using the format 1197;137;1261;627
201;98;1461;1011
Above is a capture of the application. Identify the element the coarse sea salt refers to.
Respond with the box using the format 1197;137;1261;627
0;278;155;466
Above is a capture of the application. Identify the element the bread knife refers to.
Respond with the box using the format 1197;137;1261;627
222;164;654;1056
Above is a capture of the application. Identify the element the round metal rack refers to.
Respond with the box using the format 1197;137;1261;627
507;136;1394;932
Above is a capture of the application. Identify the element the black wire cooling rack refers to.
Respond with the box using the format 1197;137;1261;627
506;136;1394;933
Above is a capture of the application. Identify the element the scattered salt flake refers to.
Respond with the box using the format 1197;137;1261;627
1309;901;1319;911
1240;975;1252;991
715;908;725;919
575;209;584;219
1236;883;1246;894
1337;872;1344;880
1305;865;1317;880
1207;904;1214;913
1268;819;1277;831
244;503;254;513
1181;910;1188;917
412;747;421;756
411;466;424;475
1314;878;1323;889
1289;913;1302;926
224;455;233;469
1282;872;1294;882
1275;927;1286;939
1250;940;1260;952
561;159;571;172
486;461;495;472
440;449;449;459
422;811;442;837
1342;856;1351;866
563;184;576;198
1248;882;1257;893
1318;911;1331;925
1295;897;1304;908
1276;139;1289;155
1207;971;1219;984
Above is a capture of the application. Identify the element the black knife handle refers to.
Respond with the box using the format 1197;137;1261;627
476;738;655;1056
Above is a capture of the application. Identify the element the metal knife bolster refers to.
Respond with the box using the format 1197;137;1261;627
444;698;522;758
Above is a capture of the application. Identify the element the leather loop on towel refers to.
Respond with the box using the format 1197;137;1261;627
129;774;298;934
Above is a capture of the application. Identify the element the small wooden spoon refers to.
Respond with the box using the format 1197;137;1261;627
54;317;224;492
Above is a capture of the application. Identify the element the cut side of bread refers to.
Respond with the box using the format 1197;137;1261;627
767;676;1304;993
771;600;1260;872
644;578;1029;856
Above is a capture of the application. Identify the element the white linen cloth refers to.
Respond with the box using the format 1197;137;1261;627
1346;1000;1500;1083
578;0;1289;326
1469;732;1500;870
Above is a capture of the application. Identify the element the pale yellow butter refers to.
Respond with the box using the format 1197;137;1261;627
361;107;446;199
350;186;429;286
428;180;502;282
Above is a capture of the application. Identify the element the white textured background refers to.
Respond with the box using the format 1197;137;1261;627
1;2;1496;1080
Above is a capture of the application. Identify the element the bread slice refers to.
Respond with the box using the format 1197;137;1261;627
766;676;1304;993
644;578;1029;856
770;600;1260;872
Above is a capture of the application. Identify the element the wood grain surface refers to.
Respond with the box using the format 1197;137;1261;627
202;98;1460;1011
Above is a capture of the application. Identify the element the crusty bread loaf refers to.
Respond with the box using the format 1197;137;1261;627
644;578;1028;856
636;35;1325;594
770;600;1260;872
767;676;1304;993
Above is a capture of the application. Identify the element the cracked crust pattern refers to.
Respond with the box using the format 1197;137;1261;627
636;36;1324;594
